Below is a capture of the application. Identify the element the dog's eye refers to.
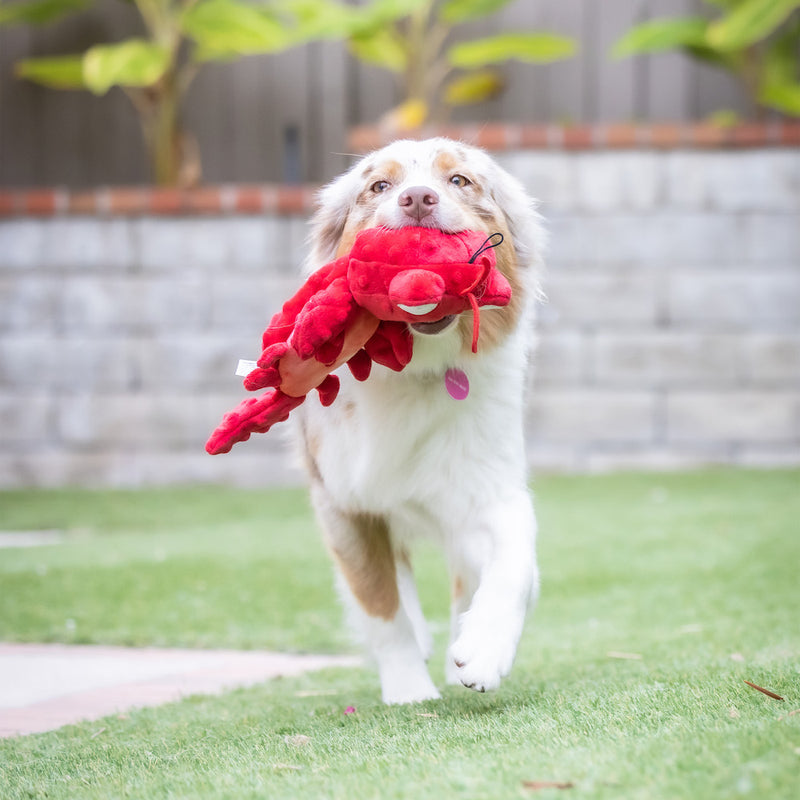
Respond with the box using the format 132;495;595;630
449;174;471;188
371;180;391;193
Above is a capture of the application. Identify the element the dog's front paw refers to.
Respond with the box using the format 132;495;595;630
448;625;517;693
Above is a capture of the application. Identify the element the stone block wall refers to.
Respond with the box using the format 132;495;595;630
0;210;312;487
498;147;800;471
1;133;798;486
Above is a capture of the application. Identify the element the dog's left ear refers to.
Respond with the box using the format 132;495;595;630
488;164;546;272
306;166;361;269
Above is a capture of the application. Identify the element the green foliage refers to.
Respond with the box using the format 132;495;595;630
440;0;511;25
278;0;357;40
0;0;90;26
350;0;430;31
612;0;800;118
14;54;87;89
182;0;297;62
343;0;577;127
706;0;800;49
443;69;504;105
83;39;171;94
349;26;407;72
448;32;576;69
7;0;347;184
612;17;710;57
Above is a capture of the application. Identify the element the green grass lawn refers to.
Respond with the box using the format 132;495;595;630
1;469;799;799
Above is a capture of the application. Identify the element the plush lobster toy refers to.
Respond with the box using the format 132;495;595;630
205;226;511;455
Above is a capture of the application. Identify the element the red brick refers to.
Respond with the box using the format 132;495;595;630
233;186;266;214
275;186;305;214
689;122;731;147
475;124;509;150
261;185;279;212
562;125;594;149
22;190;57;215
648;124;684;148
0;192;17;215
503;124;523;148
602;123;640;148
108;188;147;215
67;191;97;214
777;121;800;146
185;187;222;214
730;122;768;146
147;188;184;214
546;125;566;148
277;186;316;214
519;125;550;148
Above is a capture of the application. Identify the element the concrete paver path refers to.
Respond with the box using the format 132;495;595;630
0;643;361;738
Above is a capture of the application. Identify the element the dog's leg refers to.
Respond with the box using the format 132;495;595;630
396;549;434;662
448;487;539;693
313;490;440;704
444;570;478;685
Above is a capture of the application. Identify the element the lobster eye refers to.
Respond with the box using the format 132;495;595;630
450;174;471;188
371;180;391;193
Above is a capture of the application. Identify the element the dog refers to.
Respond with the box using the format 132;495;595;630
294;137;544;704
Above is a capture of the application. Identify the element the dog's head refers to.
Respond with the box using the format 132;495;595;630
308;138;544;356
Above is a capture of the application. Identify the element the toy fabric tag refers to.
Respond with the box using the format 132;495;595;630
236;359;258;377
445;368;469;400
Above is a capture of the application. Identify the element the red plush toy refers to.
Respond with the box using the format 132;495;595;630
205;226;510;455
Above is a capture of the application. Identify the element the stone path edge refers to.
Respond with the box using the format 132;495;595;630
0;643;362;738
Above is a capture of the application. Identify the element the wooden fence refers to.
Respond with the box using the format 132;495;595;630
0;0;754;187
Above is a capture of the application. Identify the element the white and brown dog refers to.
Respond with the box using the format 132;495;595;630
295;137;544;704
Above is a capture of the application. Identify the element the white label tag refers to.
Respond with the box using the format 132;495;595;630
235;359;258;377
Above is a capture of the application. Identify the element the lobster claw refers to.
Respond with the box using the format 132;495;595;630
478;267;512;308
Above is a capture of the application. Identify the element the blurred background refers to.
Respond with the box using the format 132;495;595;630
2;0;794;187
0;0;798;487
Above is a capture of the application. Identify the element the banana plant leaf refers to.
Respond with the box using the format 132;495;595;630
15;54;87;89
440;0;512;25
277;0;358;40
448;32;576;69
443;69;504;105
707;0;800;51
0;0;91;26
83;39;170;95
760;79;800;113
348;27;407;72
611;17;709;58
182;0;296;61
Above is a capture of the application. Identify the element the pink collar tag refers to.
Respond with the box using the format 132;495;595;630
445;368;470;400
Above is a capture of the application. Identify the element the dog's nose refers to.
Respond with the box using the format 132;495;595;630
398;186;439;221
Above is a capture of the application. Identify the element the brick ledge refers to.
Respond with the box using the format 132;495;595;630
0;183;318;218
1;121;797;218
349;120;800;152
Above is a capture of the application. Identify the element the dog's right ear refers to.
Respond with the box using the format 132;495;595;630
306;166;361;269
